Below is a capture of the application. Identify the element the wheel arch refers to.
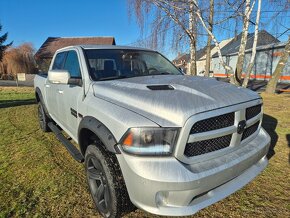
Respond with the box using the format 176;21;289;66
35;87;43;103
35;87;50;117
78;116;119;155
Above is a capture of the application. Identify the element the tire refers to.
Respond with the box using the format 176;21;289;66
38;102;50;132
85;144;134;218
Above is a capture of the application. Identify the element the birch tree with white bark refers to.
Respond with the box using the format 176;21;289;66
192;0;236;77
127;0;198;75
204;0;214;77
226;0;256;85
265;36;290;94
242;0;262;88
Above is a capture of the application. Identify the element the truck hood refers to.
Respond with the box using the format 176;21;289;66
92;75;260;127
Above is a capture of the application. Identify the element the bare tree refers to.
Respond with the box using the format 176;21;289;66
189;1;197;75
192;0;236;78
242;0;262;88
127;0;198;75
234;0;255;85
0;43;37;79
204;0;214;77
265;36;290;94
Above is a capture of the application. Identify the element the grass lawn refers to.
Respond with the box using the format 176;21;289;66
0;87;289;217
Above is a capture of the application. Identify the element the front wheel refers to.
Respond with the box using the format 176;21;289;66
85;144;134;218
37;102;50;132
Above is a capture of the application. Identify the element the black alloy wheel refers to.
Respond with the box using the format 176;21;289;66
87;154;111;216
85;144;135;218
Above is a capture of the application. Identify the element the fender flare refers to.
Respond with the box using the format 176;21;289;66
35;87;43;103
35;87;50;117
78;116;118;154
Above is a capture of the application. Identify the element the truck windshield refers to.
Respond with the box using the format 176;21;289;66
84;49;182;81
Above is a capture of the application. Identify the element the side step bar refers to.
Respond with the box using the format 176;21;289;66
48;122;84;163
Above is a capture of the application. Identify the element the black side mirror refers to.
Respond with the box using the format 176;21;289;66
68;78;82;86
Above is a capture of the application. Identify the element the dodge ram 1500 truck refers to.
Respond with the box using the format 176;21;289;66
34;45;270;218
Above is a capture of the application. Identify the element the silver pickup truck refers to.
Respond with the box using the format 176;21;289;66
34;45;270;218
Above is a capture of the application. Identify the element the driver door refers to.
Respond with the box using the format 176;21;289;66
55;50;83;137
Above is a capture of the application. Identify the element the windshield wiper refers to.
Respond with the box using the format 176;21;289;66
97;75;129;81
151;71;171;75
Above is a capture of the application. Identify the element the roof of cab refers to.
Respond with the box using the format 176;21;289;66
80;44;155;51
54;45;156;53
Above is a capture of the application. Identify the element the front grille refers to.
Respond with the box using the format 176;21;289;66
246;104;262;120
242;122;259;141
190;112;234;134
184;134;232;157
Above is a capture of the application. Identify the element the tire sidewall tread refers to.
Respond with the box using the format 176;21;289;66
38;102;50;132
85;144;134;218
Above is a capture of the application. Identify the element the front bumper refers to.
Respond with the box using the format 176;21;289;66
116;127;270;216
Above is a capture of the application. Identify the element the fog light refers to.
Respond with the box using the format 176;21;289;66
156;191;169;207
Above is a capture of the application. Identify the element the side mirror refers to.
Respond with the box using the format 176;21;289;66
48;70;70;84
178;67;184;74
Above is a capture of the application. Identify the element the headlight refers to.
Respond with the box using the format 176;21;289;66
120;127;179;156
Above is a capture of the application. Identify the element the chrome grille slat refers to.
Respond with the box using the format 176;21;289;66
188;126;236;143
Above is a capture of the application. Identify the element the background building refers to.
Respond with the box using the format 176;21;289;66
173;30;290;83
34;37;116;72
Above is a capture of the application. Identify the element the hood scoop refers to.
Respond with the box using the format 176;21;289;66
147;85;175;90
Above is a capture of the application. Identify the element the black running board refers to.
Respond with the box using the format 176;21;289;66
48;122;84;163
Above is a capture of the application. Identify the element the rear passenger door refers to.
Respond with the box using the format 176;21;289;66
56;50;83;138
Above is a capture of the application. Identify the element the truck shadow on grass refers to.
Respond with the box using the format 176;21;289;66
0;99;36;109
262;114;278;160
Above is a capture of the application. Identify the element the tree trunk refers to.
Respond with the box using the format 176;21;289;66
189;0;197;75
265;37;290;94
235;0;251;85
193;1;235;79
204;0;214;77
242;0;262;88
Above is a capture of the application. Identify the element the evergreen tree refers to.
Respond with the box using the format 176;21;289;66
0;23;13;62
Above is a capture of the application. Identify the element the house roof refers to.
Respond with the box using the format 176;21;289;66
173;53;190;63
246;41;287;52
196;44;215;60
173;45;215;63
172;38;237;64
35;36;116;59
212;30;279;57
198;38;233;61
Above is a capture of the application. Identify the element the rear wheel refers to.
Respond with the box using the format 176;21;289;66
38;102;50;132
85;144;134;218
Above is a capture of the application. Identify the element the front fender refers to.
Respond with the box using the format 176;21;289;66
78;116;118;154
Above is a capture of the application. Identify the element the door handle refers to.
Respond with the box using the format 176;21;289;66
58;90;64;94
45;84;50;88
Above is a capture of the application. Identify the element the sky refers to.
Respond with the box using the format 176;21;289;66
0;0;289;61
0;0;156;55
